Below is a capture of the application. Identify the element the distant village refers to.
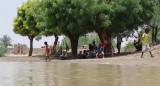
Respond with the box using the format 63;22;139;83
8;44;45;55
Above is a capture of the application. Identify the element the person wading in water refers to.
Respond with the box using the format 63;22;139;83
44;41;51;61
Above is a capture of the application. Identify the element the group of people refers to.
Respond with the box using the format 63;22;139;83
44;37;121;60
77;42;104;59
77;39;116;59
43;28;154;61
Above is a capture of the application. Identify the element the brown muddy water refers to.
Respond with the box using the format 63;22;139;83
0;62;160;86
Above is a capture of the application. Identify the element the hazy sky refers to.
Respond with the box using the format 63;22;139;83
0;0;63;48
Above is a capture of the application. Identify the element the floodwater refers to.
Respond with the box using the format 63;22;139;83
0;62;160;86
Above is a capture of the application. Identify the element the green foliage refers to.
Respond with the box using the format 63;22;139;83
35;36;42;41
13;0;41;37
13;0;42;56
13;0;156;56
0;35;12;48
109;0;155;32
60;34;100;50
124;42;135;52
60;32;117;49
0;43;7;57
60;37;71;50
157;31;160;41
41;0;93;36
149;0;160;43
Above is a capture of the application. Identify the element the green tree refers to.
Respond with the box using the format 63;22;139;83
94;0;155;44
0;35;12;48
0;43;7;57
32;0;61;54
30;0;155;57
124;42;135;52
149;0;160;43
35;36;42;41
13;1;41;56
41;0;92;57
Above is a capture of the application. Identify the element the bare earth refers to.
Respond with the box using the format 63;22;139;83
1;45;160;66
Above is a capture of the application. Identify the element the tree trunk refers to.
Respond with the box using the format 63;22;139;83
96;29;112;44
106;30;112;43
96;29;108;44
68;35;79;58
28;36;34;56
152;28;155;43
155;26;158;42
52;34;59;53
96;30;104;44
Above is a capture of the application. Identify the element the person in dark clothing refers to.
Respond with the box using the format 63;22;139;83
89;44;93;51
82;50;88;59
116;33;123;53
134;40;142;51
92;41;97;50
78;51;83;59
89;44;93;56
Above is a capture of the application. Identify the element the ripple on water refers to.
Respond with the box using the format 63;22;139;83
0;62;160;86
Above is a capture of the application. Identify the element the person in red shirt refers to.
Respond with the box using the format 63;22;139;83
44;41;50;61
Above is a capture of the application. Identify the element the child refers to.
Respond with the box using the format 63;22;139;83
141;29;154;58
60;51;68;60
96;51;104;58
44;41;51;61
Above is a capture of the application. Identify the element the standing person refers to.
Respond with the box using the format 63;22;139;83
116;33;123;54
44;41;50;61
89;44;93;56
92;40;97;56
92;41;97;50
103;38;107;57
141;29;154;58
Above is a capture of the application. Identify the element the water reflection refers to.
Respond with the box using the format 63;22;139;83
0;62;160;86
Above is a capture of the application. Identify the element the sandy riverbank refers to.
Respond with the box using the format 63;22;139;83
1;45;160;66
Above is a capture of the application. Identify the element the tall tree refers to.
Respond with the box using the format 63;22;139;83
31;0;61;54
33;0;155;57
81;0;155;45
41;0;92;57
13;1;41;56
150;0;160;42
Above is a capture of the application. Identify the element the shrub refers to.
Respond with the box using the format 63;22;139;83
124;42;135;52
0;43;7;57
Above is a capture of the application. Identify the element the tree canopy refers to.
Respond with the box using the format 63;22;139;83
0;35;12;48
13;0;41;56
13;0;157;57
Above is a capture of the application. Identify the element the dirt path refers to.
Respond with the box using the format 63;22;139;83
0;54;43;62
1;45;160;66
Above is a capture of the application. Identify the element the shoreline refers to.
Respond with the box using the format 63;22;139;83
0;51;160;66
